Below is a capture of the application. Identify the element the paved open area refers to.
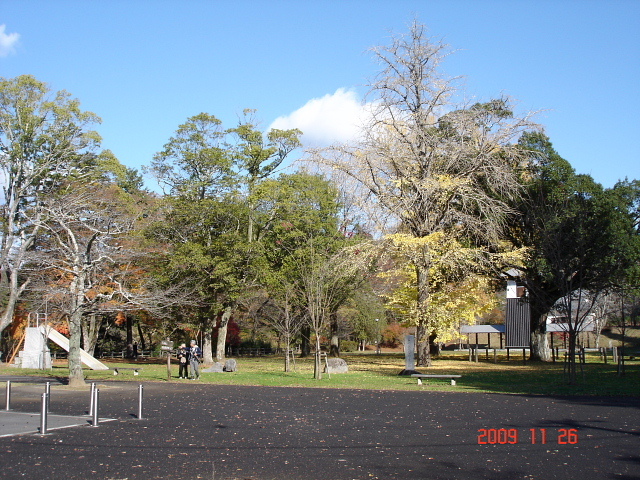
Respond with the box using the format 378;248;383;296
0;378;639;480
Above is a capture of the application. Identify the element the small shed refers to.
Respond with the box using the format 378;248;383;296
504;269;531;347
460;324;506;348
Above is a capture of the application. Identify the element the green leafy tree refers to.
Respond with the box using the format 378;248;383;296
258;171;378;374
148;113;302;363
341;287;387;350
258;171;342;370
149;113;234;200
229;109;302;243
511;133;640;377
96;149;144;193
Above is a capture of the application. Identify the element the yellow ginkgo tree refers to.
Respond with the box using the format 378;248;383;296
381;233;509;354
311;22;537;365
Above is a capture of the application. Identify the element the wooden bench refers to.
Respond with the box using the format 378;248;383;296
112;367;143;376
411;374;461;386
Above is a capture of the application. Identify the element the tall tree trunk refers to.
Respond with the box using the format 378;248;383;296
0;225;37;335
82;314;101;356
313;336;322;380
68;309;85;387
198;308;214;363
329;311;340;357
125;314;134;358
68;273;86;387
300;324;311;357
416;263;432;367
0;268;29;334
284;330;291;372
416;321;431;367
530;309;551;362
137;320;146;350
215;306;233;362
202;328;213;365
565;328;578;384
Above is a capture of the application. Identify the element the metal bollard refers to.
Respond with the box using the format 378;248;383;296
89;382;96;416
45;382;51;413
137;384;144;420
5;380;11;411
39;392;48;435
91;388;100;427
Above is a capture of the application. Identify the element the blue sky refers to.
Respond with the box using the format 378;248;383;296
1;0;638;189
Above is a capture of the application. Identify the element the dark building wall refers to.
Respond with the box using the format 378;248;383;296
505;298;531;347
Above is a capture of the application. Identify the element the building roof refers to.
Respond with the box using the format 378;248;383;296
460;325;506;334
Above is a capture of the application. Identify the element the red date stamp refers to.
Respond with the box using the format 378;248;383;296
477;428;578;445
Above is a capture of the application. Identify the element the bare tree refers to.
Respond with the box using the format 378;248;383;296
589;292;618;348
286;238;378;379
28;184;134;385
311;21;536;365
0;75;101;335
253;290;304;372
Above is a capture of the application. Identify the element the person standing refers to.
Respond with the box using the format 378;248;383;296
177;343;189;379
189;340;202;380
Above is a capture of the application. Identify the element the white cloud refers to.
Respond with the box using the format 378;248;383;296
270;88;373;146
0;24;20;57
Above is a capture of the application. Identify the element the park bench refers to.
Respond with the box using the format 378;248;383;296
112;367;143;376
411;374;461;386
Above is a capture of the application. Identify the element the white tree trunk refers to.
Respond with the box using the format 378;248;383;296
215;307;233;362
202;329;213;365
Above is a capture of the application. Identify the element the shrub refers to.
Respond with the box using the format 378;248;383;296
341;340;358;352
381;323;407;348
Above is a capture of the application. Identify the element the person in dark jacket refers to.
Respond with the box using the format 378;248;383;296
177;343;189;379
189;340;202;380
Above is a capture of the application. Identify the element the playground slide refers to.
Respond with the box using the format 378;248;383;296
39;325;110;370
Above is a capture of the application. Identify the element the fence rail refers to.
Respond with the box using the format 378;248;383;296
225;347;273;357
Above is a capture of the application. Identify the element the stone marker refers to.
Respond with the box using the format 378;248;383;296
202;362;224;373
324;357;348;374
223;359;237;372
398;334;421;376
405;335;415;370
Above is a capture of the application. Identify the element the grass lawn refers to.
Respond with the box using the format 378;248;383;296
2;351;638;396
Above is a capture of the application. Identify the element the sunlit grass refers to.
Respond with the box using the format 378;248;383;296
2;350;638;396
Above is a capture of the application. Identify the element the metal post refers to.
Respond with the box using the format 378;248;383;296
5;381;11;411
92;388;99;427
89;382;96;416
39;392;48;435
45;382;51;413
137;384;144;420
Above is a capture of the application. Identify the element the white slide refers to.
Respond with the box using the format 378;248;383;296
39;325;110;370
